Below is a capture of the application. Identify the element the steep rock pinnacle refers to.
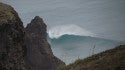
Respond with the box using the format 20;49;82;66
25;16;65;70
26;16;47;39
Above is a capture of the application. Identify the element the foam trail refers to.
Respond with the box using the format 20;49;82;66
48;24;96;38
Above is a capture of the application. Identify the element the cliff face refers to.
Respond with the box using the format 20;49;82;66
0;3;27;70
0;2;64;70
58;45;125;70
25;16;65;70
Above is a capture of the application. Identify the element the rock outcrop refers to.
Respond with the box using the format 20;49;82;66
0;3;27;70
0;2;64;70
25;16;65;70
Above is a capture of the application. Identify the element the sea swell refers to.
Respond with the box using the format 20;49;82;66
48;34;121;64
48;24;96;39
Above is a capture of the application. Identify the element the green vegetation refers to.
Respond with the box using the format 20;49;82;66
58;45;125;70
0;3;15;23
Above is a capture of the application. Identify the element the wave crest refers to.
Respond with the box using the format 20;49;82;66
48;24;95;38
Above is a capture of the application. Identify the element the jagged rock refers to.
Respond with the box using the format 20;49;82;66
25;16;65;70
0;2;65;70
0;2;27;70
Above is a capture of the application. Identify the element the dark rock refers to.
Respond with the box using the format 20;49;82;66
0;2;27;70
25;16;65;70
0;2;65;70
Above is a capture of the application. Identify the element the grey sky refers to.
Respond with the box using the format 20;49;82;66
1;0;125;41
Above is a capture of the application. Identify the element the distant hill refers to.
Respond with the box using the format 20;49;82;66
48;34;121;64
58;45;125;70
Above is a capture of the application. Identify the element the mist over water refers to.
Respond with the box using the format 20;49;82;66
48;34;121;64
47;24;123;64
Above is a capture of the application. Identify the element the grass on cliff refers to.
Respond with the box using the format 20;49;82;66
0;3;15;22
58;45;125;70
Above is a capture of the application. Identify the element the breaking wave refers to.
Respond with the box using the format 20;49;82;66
48;24;96;39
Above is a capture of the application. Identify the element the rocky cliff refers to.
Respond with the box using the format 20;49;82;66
0;2;64;70
0;3;27;70
25;16;65;70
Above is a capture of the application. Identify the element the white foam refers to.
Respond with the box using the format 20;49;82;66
48;24;96;38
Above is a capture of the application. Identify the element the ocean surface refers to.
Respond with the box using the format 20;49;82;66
1;0;125;41
48;34;122;64
1;0;125;64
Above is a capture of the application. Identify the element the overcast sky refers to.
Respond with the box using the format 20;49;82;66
1;0;125;41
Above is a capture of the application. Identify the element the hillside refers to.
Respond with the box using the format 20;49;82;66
58;45;125;70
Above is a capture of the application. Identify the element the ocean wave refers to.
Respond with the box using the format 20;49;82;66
48;24;96;39
49;34;120;64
